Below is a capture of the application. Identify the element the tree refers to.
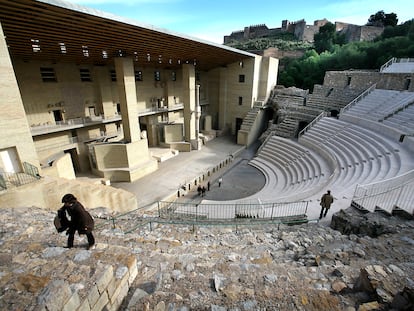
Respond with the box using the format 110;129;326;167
314;22;336;53
367;11;398;27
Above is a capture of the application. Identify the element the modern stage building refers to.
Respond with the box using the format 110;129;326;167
0;0;278;188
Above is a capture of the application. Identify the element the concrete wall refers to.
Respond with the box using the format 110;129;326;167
165;124;184;143
41;153;76;180
0;24;40;172
0;177;138;213
12;60;186;127
93;139;158;182
258;57;279;99
225;58;258;134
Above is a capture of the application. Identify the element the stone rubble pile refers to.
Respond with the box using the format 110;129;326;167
0;206;413;311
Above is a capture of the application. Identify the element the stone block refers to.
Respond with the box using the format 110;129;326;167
91;290;109;311
109;276;128;306
87;284;100;308
77;298;91;311
95;265;114;294
37;279;72;311
62;292;81;311
128;261;138;285
110;281;130;311
105;277;118;302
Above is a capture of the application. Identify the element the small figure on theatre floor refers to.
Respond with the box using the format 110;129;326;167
319;190;334;219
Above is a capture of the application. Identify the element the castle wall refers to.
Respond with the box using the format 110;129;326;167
324;71;414;92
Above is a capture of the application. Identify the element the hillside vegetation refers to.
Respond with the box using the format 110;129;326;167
225;32;313;51
226;19;414;91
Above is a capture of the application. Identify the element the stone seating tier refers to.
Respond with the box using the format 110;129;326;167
300;117;410;195
249;136;330;201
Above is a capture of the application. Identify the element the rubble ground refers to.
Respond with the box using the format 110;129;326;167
0;206;413;310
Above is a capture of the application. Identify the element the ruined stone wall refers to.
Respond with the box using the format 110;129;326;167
359;26;384;41
292;20;319;42
338;24;383;42
324;71;414;91
378;73;414;91
324;71;382;89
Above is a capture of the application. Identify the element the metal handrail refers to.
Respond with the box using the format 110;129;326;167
352;169;414;214
94;199;310;234
380;57;396;72
340;83;377;115
298;111;327;138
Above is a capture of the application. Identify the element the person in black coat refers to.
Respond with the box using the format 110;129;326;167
59;193;95;249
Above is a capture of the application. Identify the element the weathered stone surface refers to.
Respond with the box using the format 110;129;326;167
0;206;413;310
331;208;398;237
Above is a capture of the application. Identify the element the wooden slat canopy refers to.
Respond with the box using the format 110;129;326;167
0;0;255;71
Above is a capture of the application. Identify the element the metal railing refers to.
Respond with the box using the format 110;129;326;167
352;169;414;214
93;200;310;234
380;57;414;72
298;111;327;138
0;162;41;190
339;83;377;115
157;200;308;221
380;57;397;72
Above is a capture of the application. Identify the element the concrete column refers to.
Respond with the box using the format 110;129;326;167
182;64;196;145
218;67;228;130
94;66;115;118
193;84;201;150
114;57;140;143
204;115;212;131
0;22;40;172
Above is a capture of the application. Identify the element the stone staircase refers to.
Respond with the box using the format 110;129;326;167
272;117;299;138
239;100;264;132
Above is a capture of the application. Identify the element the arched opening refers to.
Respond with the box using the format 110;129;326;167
263;107;274;130
330;109;340;118
297;121;309;137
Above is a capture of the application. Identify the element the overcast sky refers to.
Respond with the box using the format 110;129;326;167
68;0;413;44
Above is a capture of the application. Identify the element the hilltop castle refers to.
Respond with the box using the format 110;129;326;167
224;19;384;44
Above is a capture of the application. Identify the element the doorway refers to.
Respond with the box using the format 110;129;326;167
0;147;21;173
297;121;309;138
235;117;243;139
64;148;81;173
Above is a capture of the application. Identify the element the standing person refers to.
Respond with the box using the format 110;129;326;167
218;177;223;188
201;186;206;197
59;194;95;249
319;190;334;219
207;181;210;191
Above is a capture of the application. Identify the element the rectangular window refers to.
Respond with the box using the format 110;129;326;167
238;96;243;105
154;71;161;81
40;67;57;82
135;70;143;81
239;74;245;83
110;70;116;82
79;68;92;82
